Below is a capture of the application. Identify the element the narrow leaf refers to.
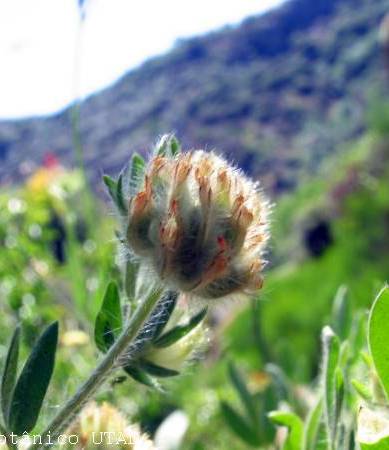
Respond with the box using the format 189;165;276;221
8;322;58;434
155;135;170;156
220;401;261;447
103;175;117;202
368;285;389;400
1;326;21;425
321;326;340;446
268;411;303;450
332;285;351;341
130;153;145;184
303;397;323;450
153;308;207;348
129;153;146;196
115;173;127;213
103;173;128;213
154;134;181;158
169;136;181;156
349;311;368;366
228;362;258;426
140;360;179;377
335;367;345;438
266;363;291;402
123;366;160;390
95;281;122;353
351;380;373;401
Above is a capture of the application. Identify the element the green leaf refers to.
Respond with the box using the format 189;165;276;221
339;341;349;367
220;401;261;447
1;326;21;425
140;360;179;378
94;281;122;353
103;173;127;213
332;285;351;341
8;322;58;434
321;326;340;446
268;411;303;450
154;134;181;158
335;367;344;428
266;363;291;402
168;135;181;156
115;172;127;213
351;379;373;401
303;398;323;450
155;135;170;156
130;153;145;195
227;362;258;426
349;311;368;366
123;365;160;390
368;285;389;400
103;175;117;201
259;386;278;443
153;307;207;348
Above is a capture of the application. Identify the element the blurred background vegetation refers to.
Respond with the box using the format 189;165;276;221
1;0;389;448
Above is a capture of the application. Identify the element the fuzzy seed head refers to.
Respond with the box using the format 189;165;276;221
126;149;269;300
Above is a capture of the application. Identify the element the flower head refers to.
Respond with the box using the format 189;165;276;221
62;402;155;450
125;137;269;301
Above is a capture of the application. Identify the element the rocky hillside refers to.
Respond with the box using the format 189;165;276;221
0;0;388;194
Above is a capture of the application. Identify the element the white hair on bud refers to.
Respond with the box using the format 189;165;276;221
121;147;270;302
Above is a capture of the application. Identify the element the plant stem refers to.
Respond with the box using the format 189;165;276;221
29;289;162;450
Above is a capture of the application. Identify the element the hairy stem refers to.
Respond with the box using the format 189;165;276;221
29;289;162;450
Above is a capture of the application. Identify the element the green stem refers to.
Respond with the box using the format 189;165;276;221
29;289;162;450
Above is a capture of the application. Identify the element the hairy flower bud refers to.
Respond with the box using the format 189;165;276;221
144;305;208;372
124;138;269;300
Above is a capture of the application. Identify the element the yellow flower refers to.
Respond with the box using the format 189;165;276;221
26;167;64;193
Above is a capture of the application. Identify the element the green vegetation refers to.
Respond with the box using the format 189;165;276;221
1;0;389;446
0;118;388;448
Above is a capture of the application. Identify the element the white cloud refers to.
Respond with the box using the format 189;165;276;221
0;0;283;118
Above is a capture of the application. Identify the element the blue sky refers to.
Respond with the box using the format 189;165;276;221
0;0;284;118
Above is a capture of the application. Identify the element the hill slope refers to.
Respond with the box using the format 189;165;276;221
0;0;388;193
